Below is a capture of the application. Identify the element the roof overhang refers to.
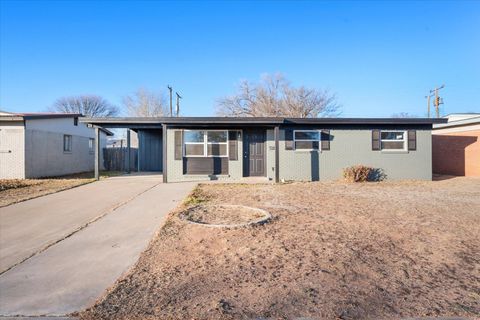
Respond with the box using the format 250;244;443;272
81;117;447;128
85;124;114;136
0;116;24;121
433;116;480;129
0;113;83;121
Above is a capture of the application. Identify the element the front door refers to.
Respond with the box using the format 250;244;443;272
243;130;266;176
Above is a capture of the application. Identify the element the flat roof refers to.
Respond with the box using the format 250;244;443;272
0;112;83;120
434;115;480;129
443;112;480;117
82;116;447;127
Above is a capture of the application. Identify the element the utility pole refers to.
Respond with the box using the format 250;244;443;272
175;92;182;117
167;85;173;117
425;93;434;118
429;85;445;118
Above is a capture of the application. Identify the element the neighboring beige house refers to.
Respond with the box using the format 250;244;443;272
433;113;480;177
0;112;112;179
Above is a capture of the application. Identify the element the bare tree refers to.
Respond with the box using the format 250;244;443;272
50;95;119;117
391;112;417;118
123;88;168;117
216;73;340;117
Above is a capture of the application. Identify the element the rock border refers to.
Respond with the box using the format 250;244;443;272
179;204;272;228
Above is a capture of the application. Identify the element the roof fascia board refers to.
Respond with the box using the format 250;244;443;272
80;117;447;126
0;116;24;121
22;114;82;120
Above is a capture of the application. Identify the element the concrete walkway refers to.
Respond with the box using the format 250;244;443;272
0;174;163;273
0;175;196;316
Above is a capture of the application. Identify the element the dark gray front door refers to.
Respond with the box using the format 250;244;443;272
243;130;265;177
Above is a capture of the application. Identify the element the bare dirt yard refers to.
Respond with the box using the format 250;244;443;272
0;171;121;207
80;177;480;319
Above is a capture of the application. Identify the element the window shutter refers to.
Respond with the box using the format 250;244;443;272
174;130;183;160
372;130;381;150
321;129;330;150
408;130;416;151
285;129;294;150
228;131;238;160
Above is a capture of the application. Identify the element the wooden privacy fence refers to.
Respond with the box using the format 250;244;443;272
103;148;138;172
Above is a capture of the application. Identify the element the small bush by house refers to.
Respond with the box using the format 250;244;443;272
343;165;386;182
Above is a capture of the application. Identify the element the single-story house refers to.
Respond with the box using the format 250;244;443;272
0;112;113;179
83;117;446;183
433;113;480;177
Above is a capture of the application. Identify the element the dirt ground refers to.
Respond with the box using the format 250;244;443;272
0;171;120;207
80;177;480;319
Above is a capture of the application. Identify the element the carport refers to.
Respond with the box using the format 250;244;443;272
83;118;166;180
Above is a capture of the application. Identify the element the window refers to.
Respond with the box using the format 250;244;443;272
184;130;205;156
89;138;94;153
63;135;72;152
74;117;78;126
294;130;320;150
184;130;228;157
380;131;406;150
207;131;227;156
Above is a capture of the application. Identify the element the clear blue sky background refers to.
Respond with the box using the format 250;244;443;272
1;0;479;117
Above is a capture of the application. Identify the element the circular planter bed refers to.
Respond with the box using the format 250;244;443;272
179;204;271;228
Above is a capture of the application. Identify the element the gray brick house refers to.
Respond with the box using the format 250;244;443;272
83;117;446;183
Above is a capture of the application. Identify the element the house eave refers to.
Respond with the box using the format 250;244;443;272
81;117;447;128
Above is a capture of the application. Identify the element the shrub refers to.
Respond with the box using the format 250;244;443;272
0;179;30;192
343;165;373;182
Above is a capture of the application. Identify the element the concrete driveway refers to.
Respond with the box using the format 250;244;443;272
0;174;196;316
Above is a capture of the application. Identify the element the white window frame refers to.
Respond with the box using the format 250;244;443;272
63;134;72;153
183;130;229;157
293;130;321;151
380;130;407;151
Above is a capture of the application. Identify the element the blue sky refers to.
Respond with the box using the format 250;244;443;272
1;0;479;117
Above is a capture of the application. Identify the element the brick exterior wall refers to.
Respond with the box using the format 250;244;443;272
432;129;480;177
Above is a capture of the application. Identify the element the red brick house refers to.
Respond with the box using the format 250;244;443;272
433;114;480;177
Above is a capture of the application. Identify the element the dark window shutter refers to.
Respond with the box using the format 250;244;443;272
372;130;381;150
285;129;294;150
174;130;183;160
228;131;238;160
321;129;330;150
408;130;416;151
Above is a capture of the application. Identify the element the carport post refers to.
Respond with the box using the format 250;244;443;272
126;129;131;173
274;125;280;183
162;124;167;183
94;127;100;181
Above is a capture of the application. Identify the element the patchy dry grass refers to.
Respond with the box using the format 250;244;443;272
0;171;122;207
183;185;211;206
80;177;480;320
0;179;34;192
